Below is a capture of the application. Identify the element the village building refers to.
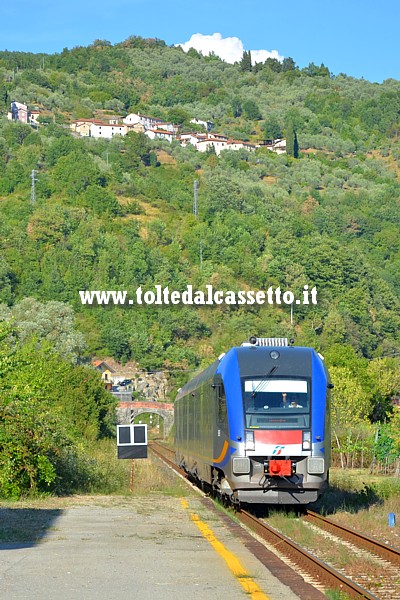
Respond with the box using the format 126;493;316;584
260;138;287;154
67;109;285;154
156;122;179;134
270;138;286;154
125;122;146;133
208;132;228;142
70;119;127;138
123;112;164;130
8;101;28;123
7;101;40;125
90;121;127;138
190;118;214;131
29;110;40;124
92;360;116;382
195;137;229;155
70;119;102;137
226;140;256;152
144;128;174;142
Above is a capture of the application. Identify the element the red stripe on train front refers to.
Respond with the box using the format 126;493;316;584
254;430;302;444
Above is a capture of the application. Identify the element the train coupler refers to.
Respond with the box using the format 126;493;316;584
263;459;296;477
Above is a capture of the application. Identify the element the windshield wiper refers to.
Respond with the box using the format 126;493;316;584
250;365;278;399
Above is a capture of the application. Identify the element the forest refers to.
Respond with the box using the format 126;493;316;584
0;36;400;496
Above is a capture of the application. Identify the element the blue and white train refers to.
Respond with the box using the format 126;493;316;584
174;337;332;505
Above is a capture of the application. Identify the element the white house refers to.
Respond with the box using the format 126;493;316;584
156;122;179;134
271;139;286;154
207;132;228;142
260;138;287;154
29;110;40;124
177;132;193;142
144;128;174;142
70;119;102;136
190;118;213;131
225;140;256;152
177;132;207;148
123;112;164;130
71;119;127;138
196;137;229;155
90;122;127;138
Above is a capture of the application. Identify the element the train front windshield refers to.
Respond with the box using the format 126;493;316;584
242;378;310;429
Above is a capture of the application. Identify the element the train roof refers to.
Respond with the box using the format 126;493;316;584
176;344;325;401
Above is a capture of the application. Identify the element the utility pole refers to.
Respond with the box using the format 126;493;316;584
193;179;203;269
31;169;38;204
193;179;198;218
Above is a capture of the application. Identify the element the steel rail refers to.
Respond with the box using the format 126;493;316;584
305;509;400;566
149;441;182;472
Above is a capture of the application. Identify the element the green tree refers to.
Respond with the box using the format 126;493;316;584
0;298;86;363
286;120;299;158
243;100;261;120
231;97;242;118
50;152;106;197
330;364;372;468
78;185;122;216
264;116;283;140
239;50;252;72
281;57;296;71
0;321;116;498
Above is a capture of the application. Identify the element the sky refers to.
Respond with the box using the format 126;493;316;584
0;0;399;83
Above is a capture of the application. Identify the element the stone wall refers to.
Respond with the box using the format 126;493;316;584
131;371;169;401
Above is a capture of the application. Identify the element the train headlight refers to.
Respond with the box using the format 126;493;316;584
307;457;325;474
232;457;251;474
245;430;255;451
302;431;311;450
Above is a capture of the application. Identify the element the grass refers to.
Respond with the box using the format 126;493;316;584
309;468;400;548
325;591;353;600
266;503;398;597
70;438;190;497
0;442;190;543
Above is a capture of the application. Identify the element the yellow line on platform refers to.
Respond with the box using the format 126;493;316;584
180;498;271;600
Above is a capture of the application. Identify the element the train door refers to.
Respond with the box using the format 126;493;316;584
213;374;229;463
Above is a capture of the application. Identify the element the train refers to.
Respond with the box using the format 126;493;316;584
174;337;332;505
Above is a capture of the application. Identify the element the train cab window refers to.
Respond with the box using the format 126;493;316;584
242;378;310;429
216;383;228;429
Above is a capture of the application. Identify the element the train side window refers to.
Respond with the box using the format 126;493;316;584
218;388;228;428
212;374;228;428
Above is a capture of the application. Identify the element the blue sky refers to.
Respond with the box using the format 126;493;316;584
0;0;399;83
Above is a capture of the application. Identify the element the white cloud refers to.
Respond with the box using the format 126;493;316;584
251;49;283;64
177;33;283;65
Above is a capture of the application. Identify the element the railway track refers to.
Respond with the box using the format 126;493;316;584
304;510;400;567
240;509;378;600
149;442;399;599
150;440;176;466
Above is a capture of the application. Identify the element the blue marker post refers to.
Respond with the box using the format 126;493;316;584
389;513;396;527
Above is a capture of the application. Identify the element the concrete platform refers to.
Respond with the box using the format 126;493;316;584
0;495;303;600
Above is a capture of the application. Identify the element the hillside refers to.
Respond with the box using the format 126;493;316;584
1;35;400;496
1;37;400;367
